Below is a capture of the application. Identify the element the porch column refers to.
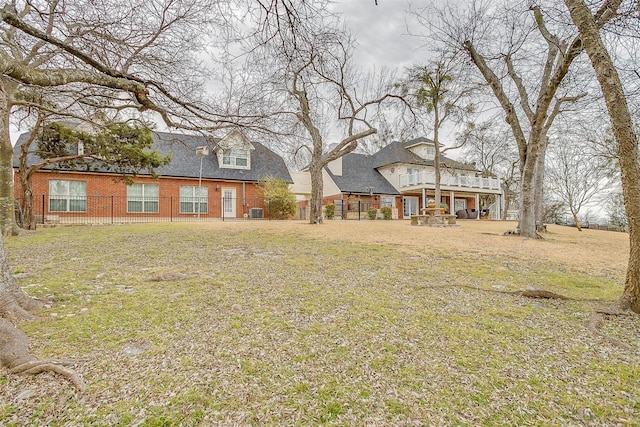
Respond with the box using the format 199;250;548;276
422;188;426;209
496;194;501;220
475;193;480;220
449;191;455;215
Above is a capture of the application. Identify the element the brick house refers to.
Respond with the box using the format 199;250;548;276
292;137;502;220
13;129;292;222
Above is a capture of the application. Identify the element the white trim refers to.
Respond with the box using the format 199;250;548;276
222;188;236;218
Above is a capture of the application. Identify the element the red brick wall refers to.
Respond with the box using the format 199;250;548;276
14;170;266;219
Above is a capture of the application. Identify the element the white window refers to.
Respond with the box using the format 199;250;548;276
180;185;208;214
127;183;159;213
49;180;86;212
222;148;249;168
380;196;395;207
425;145;436;159
407;167;420;185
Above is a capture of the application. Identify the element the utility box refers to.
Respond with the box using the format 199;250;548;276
249;208;263;219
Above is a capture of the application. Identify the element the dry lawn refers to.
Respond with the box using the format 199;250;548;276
0;219;638;426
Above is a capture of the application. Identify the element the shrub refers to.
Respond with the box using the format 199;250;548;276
367;207;377;220
324;203;336;220
260;176;297;219
380;206;392;220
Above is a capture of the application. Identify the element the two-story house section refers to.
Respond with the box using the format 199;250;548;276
293;136;502;220
373;137;502;219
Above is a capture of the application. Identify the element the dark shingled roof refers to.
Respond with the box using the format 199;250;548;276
324;136;478;195
324;152;400;195
12;130;292;183
371;136;477;171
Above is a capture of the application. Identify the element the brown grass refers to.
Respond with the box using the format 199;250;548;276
0;219;637;426
223;219;630;281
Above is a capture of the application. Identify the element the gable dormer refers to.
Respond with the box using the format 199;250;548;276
406;140;439;161
215;129;255;170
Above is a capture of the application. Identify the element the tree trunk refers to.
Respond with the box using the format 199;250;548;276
19;186;35;230
0;234;43;321
534;140;547;231
518;148;539;237
502;196;510;221
0;77;17;236
570;207;582;232
433;108;442;214
564;0;640;313
309;164;324;224
18;168;37;230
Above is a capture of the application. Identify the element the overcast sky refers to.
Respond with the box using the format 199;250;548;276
332;0;426;70
10;1;431;144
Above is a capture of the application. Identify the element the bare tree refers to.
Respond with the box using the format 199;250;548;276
414;1;620;238
545;136;612;231
241;1;406;224
460;121;520;220
563;0;640;313
0;0;238;235
0;0;243;390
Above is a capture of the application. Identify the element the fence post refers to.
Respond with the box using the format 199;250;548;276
111;196;114;224
170;196;173;222
358;200;361;221
41;194;45;225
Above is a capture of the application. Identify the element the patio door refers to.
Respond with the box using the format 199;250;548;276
454;199;467;213
403;196;418;218
222;188;236;218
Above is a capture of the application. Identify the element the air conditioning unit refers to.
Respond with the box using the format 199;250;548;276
249;208;263;219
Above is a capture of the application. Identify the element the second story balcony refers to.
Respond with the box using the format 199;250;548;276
399;170;501;192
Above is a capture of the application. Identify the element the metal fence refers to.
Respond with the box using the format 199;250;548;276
16;195;390;226
17;195;274;225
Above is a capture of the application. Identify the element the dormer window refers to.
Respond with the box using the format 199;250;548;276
406;140;439;161
222;148;249;168
425;145;435;160
215;129;254;170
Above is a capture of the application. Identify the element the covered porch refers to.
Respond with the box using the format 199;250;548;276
400;189;502;220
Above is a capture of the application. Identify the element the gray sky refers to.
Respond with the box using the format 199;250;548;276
10;1;430;144
332;0;426;70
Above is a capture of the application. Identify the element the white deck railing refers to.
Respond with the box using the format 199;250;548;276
399;171;501;191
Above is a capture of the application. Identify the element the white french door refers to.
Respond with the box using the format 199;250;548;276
222;188;236;218
403;197;418;218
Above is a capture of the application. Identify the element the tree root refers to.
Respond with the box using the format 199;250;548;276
0;318;85;392
9;360;85;392
418;283;607;302
419;283;636;351
587;312;634;351
514;289;570;299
